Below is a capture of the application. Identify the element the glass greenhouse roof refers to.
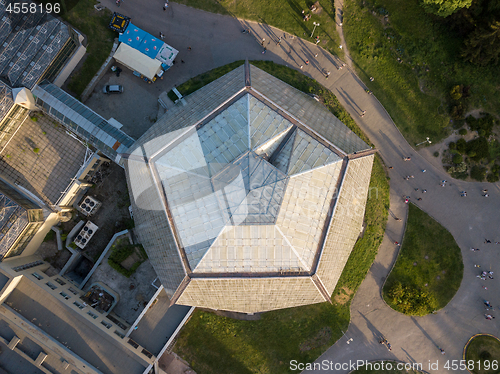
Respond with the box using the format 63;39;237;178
154;93;344;271
125;63;376;312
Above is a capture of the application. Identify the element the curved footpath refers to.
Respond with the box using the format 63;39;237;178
99;1;499;372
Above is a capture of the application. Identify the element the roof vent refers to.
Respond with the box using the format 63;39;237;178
73;221;98;249
78;196;101;216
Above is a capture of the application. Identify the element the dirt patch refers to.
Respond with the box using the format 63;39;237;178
333;286;353;305
120;251;141;270
299;326;332;352
465;109;484;119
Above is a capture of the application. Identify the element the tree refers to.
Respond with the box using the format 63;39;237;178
452;154;463;163
462;21;500;66
421;0;473;17
450;85;463;100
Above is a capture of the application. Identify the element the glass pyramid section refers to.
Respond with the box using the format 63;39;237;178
271;129;341;175
156;164;228;269
155;130;211;177
213;151;288;225
196;95;249;176
249;95;294;149
194;225;308;273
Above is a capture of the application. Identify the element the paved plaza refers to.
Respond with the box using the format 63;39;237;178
93;0;499;372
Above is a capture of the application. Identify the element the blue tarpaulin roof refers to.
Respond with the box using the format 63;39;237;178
119;23;163;59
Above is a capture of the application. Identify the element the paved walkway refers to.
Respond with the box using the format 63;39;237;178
98;1;499;372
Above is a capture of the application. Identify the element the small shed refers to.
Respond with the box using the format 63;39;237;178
113;43;162;80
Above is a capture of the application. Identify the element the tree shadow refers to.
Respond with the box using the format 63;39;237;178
410;316;439;348
357;311;385;342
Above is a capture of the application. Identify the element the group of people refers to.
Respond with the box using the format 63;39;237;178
301;4;318;21
473;240;497;320
477;271;494;281
379;338;392;351
460;189;490;197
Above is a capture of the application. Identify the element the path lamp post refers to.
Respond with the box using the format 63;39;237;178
416;137;432;146
311;22;320;38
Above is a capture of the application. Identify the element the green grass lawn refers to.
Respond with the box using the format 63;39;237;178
343;0;500;146
383;204;463;316
172;62;389;374
465;335;500;374
172;0;343;59
62;0;115;98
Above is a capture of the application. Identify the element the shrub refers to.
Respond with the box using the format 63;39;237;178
450;104;466;120
60;233;68;241
450;85;462;101
487;173;499;183
466;137;489;161
466;114;495;138
30;116;38;122
433;151;439;157
387;282;438;316
33;148;40;153
108;241;146;278
456;138;467;154
448;162;467;174
458;128;467;136
470;165;487;181
448;142;456;150
452;154;463;164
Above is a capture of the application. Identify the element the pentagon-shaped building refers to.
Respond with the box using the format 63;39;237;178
124;62;375;313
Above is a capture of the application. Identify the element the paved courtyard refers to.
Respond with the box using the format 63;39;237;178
88;1;499;372
84;68;164;140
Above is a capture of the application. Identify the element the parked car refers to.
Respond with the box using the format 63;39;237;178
103;85;123;94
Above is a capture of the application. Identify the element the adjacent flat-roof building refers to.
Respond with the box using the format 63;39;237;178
125;62;375;313
0;177;44;260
